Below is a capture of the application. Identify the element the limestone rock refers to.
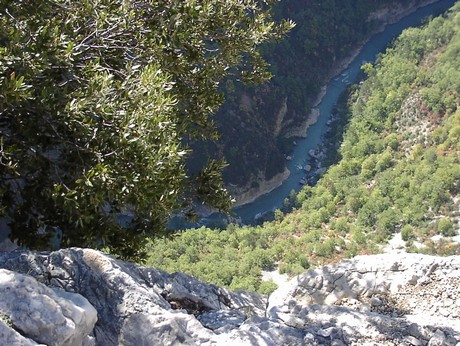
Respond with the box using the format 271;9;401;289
0;319;43;346
268;253;460;345
0;249;459;346
0;268;97;346
0;248;267;345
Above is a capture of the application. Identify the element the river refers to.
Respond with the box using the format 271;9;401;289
171;0;457;229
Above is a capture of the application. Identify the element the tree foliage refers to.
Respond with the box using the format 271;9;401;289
195;0;411;192
146;3;460;291
0;0;292;259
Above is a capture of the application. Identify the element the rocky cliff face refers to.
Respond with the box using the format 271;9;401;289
0;248;459;345
215;0;450;206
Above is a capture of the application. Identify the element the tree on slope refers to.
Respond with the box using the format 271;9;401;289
0;0;293;259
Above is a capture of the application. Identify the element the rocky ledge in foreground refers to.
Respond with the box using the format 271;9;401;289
0;249;459;346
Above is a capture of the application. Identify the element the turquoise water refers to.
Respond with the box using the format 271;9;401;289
167;0;456;229
232;0;457;224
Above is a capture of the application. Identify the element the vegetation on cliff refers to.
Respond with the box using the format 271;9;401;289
0;0;292;259
146;2;460;293
204;0;433;194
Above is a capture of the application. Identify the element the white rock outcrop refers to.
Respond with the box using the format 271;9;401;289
268;253;460;345
0;249;459;345
0;319;43;346
0;268;97;346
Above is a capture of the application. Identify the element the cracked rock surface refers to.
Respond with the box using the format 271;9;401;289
0;268;97;346
0;249;459;345
268;253;460;346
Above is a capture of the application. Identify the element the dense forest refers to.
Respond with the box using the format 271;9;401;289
146;2;460;294
199;0;437;201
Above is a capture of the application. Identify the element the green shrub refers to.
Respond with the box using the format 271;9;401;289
314;239;336;257
332;217;349;234
279;262;307;276
298;254;310;269
229;276;260;292
375;152;393;172
376;209;401;234
400;225;416;241
350;227;367;244
274;209;284;221
344;243;360;258
300;229;322;243
437;218;456;237
246;249;275;271
258;280;278;296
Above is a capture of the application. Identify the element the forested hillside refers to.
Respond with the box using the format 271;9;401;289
146;2;460;294
198;0;440;204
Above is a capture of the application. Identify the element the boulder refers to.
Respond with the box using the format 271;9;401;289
0;319;43;346
0;248;267;345
268;253;460;345
0;249;459;345
0;268;96;346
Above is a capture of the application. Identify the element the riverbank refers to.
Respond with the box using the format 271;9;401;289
292;0;442;139
188;167;290;218
231;168;290;208
231;0;443;209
